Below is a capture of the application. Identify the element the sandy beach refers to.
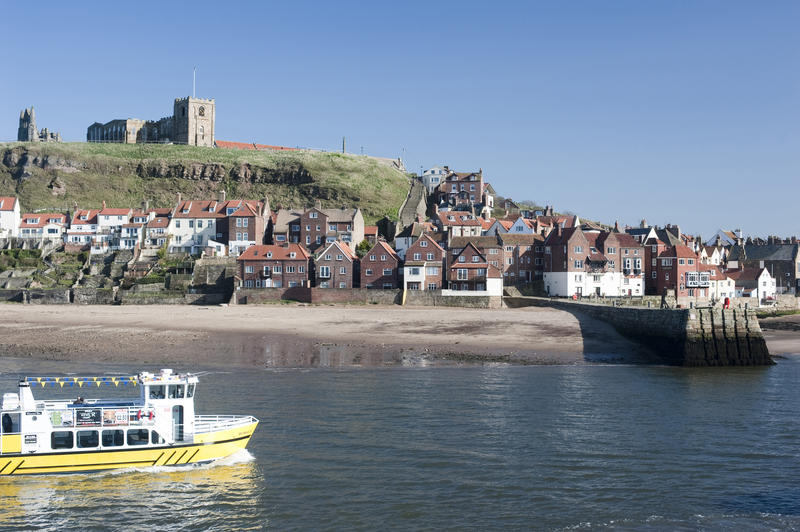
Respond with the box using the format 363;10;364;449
0;304;662;367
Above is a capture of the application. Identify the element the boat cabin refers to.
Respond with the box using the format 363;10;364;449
1;369;199;456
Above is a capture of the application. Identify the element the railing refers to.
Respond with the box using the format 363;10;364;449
194;415;257;434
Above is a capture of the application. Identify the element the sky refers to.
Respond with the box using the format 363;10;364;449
1;1;798;238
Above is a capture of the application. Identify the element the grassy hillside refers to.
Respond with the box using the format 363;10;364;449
0;142;411;224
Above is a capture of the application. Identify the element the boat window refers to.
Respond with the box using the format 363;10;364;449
51;431;74;450
77;430;99;448
2;413;20;433
186;384;195;398
149;386;166;399
127;429;149;446
151;430;165;444
102;430;125;447
168;385;185;399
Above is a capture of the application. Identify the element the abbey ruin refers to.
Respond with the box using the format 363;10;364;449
17;107;62;143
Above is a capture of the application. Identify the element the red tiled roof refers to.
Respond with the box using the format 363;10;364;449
99;208;132;216
316;240;357;261
0;197;18;211
122;223;144;228
147;217;169;228
658;245;698;259
364;225;378;236
726;268;766;282
438;212;482;226
370;240;398;260
20;213;67;228
71;209;101;225
237;244;311;261
215;140;256;150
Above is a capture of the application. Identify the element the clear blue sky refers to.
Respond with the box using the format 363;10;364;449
2;1;798;238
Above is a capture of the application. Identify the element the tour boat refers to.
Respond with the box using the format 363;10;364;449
0;369;258;475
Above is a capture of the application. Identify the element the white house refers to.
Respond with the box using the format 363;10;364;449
0;196;21;238
167;200;221;254
66;209;102;250
18;213;67;241
728;267;777;303
421;166;447;195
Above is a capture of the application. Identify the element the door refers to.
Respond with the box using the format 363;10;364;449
172;406;184;442
595;287;601;296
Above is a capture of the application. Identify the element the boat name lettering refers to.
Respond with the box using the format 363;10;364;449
24;434;37;444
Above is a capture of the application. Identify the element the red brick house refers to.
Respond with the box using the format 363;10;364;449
655;245;702;301
447;242;503;292
361;241;400;289
498;233;545;283
403;233;445;291
236;244;311;288
299;201;364;253
643;237;669;294
314;241;358;288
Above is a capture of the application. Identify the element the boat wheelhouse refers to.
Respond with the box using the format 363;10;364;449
0;369;257;475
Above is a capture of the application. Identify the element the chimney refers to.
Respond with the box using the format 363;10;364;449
314;199;322;210
736;228;742;239
261;197;270;217
791;236;797;244
443;165;449;172
218;190;226;203
176;192;182;205
614;220;620;232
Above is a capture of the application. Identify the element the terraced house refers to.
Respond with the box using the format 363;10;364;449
236;244;310;288
402;233;445;291
0;196;21;238
361;241;400;289
314;241;357;289
299;201;364;253
446;242;503;294
18;213;67;241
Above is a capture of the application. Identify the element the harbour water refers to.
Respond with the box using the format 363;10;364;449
1;357;799;530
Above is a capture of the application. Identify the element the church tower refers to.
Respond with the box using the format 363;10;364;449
172;97;215;147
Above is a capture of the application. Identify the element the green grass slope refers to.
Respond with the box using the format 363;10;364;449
0;142;411;224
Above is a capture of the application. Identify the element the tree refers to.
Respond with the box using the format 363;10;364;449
356;239;371;258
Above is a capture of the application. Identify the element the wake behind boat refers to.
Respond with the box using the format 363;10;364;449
0;369;257;475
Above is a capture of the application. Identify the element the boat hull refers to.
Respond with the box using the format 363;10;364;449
0;420;257;475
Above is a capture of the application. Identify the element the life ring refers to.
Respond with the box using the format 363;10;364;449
137;410;142;421
149;411;154;421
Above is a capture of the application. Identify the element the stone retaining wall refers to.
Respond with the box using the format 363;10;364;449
505;296;772;366
236;288;501;308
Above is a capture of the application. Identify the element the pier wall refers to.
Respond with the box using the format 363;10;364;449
504;297;772;366
235;288;501;308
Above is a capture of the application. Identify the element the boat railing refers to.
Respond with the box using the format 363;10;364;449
193;415;257;435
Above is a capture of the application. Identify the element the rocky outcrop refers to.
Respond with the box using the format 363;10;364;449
2;147;85;179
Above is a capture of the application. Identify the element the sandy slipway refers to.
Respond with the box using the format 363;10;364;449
0;305;665;367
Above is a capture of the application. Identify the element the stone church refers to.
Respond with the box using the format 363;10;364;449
17;107;62;142
86;97;215;147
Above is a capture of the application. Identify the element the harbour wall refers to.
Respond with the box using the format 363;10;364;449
504;297;772;366
234;287;502;308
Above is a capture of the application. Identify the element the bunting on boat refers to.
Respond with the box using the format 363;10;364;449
24;376;139;388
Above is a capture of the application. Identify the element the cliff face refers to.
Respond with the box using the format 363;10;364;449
0;143;410;223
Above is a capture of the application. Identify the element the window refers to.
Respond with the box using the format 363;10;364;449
189;220;194;228
339;282;347;288
574;246;582;253
243;219;248;228
263;266;271;276
652;258;657;266
665;273;670;281
574;260;583;268
652;271;657;279
383;268;392;275
316;225;321;231
273;266;282;273
51;431;74;449
245;265;254;273
457;268;468;280
679;259;685;265
152;431;164;444
370;255;376;262
236;218;242;227
489;248;499;254
309;212;318;219
535;258;543;265
316;236;321;244
426;266;439;275
458;256;466;263
545;247;551;254
428;283;437;290
688;259;695;265
506;258;513;265
319;266;330;278
329;224;337;232
198;220;203;228
624;249;629;255
427;253;434;260
634;249;639;255
306;236;311;245
290;252;296;259
168;385;184;399
381;254;387;261
244;280;253;288
472;256;480;263
77;430;99;448
102;430;124;447
607;247;616;254
420;240;428;247
306;225;311;231
340;267;347;275
365;269;373;276
413;253;421;260
325;254;332;261
175;220;181;228
287;266;296;273
336;254;343;261
127;429;149;446
478;268;487;276
299;266;305;273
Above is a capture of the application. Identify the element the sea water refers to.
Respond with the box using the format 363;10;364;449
1;357;799;531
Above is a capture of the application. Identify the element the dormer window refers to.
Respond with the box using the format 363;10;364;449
458;256;466;263
472;256;480;262
447;216;455;221
289;252;296;258
80;215;88;221
226;208;235;215
267;252;273;258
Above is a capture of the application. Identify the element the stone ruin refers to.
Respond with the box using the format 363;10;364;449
17;106;62;143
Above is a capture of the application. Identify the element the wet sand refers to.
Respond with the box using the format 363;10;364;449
0;304;656;368
759;314;800;358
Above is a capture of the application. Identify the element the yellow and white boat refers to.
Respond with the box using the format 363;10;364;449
0;369;258;475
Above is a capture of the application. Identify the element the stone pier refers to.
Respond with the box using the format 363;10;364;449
504;297;772;366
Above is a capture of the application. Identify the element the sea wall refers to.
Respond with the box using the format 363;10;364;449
504;297;772;366
235;288;501;308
